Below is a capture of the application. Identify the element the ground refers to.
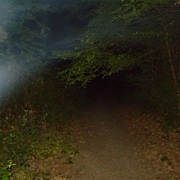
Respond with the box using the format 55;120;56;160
65;88;180;180
6;77;180;179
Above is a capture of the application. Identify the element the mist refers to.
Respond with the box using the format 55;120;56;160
0;0;115;107
0;0;92;106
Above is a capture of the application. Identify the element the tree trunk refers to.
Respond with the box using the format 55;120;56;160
165;40;180;117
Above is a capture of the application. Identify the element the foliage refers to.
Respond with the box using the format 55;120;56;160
0;70;82;178
54;48;134;86
53;1;143;85
0;160;15;180
52;0;180;119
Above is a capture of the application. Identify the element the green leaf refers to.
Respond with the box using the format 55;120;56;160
2;176;9;180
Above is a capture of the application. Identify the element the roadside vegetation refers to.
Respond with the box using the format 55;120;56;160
0;71;86;179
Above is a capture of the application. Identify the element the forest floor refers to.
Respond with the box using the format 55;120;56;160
65;90;180;180
4;77;179;179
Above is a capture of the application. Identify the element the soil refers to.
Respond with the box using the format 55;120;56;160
66;89;180;180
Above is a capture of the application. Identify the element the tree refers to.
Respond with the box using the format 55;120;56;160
120;0;180;117
55;0;179;117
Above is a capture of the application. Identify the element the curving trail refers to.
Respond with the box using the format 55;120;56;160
68;92;161;180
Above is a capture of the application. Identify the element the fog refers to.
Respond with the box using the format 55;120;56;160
0;0;108;106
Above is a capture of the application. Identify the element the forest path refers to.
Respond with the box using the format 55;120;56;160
67;92;161;180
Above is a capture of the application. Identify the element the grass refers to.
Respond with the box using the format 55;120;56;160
0;71;82;179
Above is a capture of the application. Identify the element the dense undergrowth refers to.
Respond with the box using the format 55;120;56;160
0;70;86;179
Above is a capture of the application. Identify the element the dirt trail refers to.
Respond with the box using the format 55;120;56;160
67;94;161;180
